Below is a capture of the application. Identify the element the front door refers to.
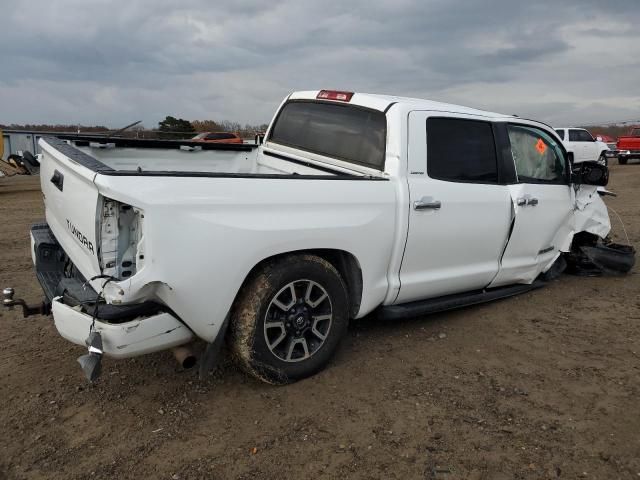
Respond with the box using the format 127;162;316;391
580;130;599;162
396;112;513;304
569;129;597;162
490;123;572;287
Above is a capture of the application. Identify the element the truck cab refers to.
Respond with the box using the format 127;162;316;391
554;127;610;165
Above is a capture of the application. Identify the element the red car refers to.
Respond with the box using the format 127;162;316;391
191;132;243;144
592;133;615;143
592;133;617;151
616;127;640;165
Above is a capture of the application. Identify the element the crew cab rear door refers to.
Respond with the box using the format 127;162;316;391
489;123;572;287
39;138;102;279
395;112;513;303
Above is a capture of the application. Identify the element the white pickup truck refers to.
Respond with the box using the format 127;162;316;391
3;90;616;384
554;127;612;166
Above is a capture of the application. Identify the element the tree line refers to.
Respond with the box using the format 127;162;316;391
155;116;266;139
582;125;637;139
1;117;269;139
3;120;635;141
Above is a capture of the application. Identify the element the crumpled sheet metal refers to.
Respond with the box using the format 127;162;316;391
570;185;611;244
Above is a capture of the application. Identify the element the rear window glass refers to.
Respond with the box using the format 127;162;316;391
268;101;387;170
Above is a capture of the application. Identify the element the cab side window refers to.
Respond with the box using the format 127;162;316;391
569;129;593;142
507;125;566;184
426;117;499;183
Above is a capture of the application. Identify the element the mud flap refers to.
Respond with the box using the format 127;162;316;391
198;314;230;379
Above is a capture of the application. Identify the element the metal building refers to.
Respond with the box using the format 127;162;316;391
1;129;65;160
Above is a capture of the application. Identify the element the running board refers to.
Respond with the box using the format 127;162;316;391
378;281;546;321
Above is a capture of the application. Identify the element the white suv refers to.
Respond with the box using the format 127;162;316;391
554;128;610;165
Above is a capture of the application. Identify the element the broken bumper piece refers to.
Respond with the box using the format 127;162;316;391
28;221;195;359
566;235;636;277
52;297;194;359
579;242;635;276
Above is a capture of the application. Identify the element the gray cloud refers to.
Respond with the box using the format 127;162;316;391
1;0;639;128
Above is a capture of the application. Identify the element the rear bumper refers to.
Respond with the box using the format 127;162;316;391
30;222;194;358
52;298;194;359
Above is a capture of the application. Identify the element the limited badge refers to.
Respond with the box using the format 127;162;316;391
535;138;547;155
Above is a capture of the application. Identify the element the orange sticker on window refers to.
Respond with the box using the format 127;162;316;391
535;138;547;155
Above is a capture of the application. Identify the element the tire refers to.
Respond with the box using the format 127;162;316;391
230;254;349;384
619;157;627;165
21;151;38;168
598;153;608;166
568;153;574;166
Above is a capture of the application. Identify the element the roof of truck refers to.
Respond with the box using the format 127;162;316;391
289;90;515;120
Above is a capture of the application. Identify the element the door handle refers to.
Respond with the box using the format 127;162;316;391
516;197;539;207
50;170;64;192
414;197;441;210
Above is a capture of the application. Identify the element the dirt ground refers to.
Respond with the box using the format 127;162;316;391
0;166;639;480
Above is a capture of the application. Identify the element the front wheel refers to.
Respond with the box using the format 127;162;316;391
619;156;628;165
598;153;608;166
230;254;349;384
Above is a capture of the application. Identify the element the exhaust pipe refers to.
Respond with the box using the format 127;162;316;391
172;345;197;369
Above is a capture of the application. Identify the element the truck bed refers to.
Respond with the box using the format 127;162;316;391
48;136;341;177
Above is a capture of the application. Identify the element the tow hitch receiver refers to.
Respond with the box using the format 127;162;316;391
3;287;51;317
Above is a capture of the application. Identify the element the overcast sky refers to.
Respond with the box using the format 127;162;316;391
1;0;639;129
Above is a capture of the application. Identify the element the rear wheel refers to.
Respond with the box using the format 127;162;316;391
619;156;628;165
230;254;349;384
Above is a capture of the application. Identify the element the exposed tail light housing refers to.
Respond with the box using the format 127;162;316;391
316;90;354;102
98;197;145;280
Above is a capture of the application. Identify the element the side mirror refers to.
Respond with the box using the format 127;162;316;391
595;136;603;142
572;161;609;187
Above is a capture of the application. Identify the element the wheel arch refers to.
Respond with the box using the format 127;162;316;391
235;249;364;319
